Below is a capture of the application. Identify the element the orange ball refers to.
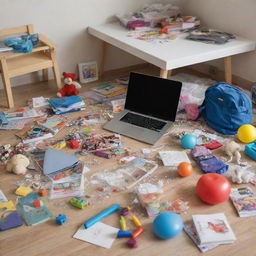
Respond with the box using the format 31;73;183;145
178;162;193;177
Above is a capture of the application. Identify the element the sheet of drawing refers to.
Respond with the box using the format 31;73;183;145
73;222;118;249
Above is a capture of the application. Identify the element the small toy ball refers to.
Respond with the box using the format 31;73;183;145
178;162;193;177
127;238;138;248
33;200;43;207
56;214;67;225
181;134;197;149
237;124;256;143
153;212;183;239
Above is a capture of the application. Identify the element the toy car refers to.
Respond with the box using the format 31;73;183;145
70;197;89;209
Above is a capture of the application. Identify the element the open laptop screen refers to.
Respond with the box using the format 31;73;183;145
125;72;182;121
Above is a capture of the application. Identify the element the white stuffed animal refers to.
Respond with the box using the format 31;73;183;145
224;141;245;165
231;167;254;183
6;154;30;175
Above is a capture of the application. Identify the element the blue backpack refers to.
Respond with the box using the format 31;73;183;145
200;82;252;135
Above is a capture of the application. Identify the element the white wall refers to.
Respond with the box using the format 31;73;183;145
181;0;256;82
0;0;179;88
1;0;255;88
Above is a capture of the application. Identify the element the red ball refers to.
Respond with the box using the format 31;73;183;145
196;173;231;205
178;162;193;177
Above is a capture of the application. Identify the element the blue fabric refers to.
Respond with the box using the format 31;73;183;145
200;82;252;135
4;33;39;53
192;146;228;174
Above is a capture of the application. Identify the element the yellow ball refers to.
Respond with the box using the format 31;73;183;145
237;124;256;143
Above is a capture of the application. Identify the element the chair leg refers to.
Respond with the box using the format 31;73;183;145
0;60;14;108
42;68;49;81
50;50;62;90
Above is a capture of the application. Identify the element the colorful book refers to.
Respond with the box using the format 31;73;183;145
0;112;8;125
4;107;45;121
16;128;53;144
192;213;236;246
17;192;52;225
37;117;67;135
49;96;83;109
183;221;219;253
0;201;23;231
230;187;256;217
43;148;88;199
92;83;126;98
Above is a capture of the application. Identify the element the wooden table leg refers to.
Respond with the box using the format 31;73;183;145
160;69;169;78
224;56;232;84
99;41;107;77
42;68;48;81
0;59;14;108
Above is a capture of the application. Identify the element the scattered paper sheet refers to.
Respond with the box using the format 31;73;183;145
73;222;118;249
159;150;190;167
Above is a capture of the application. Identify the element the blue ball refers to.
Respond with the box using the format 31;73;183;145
181;134;197;149
153;212;183;239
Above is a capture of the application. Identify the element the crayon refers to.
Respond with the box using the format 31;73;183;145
120;216;127;230
117;230;132;238
132;227;144;239
84;204;121;229
132;215;142;227
94;151;112;159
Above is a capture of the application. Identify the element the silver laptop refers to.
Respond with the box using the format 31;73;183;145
103;72;182;144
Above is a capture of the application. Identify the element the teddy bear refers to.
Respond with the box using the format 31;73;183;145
6;154;30;175
57;72;81;97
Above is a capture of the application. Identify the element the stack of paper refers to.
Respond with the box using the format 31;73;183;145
43;148;88;199
49;96;85;115
186;213;236;249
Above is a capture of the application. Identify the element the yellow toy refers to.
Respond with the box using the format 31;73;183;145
15;186;32;196
237;124;256;143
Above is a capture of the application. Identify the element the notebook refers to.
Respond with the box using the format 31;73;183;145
103;72;182;144
17;192;53;226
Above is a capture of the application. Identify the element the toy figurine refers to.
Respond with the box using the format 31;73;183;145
224;141;245;165
57;72;81;97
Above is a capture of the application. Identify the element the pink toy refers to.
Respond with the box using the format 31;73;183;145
57;72;81;97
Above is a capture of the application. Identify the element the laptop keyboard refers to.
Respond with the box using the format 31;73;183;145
120;112;166;132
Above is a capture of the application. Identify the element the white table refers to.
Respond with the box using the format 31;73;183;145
88;23;256;83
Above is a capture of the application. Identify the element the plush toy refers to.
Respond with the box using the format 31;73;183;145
231;167;254;183
6;154;30;175
224;141;246;165
57;72;81;97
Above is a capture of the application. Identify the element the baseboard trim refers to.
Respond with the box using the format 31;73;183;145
188;63;253;90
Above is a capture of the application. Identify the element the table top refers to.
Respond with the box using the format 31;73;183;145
88;23;256;70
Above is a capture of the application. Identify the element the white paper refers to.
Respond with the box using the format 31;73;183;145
159;150;190;167
0;190;8;202
73;222;118;249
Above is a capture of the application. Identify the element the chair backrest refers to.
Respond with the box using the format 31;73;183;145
0;24;34;37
